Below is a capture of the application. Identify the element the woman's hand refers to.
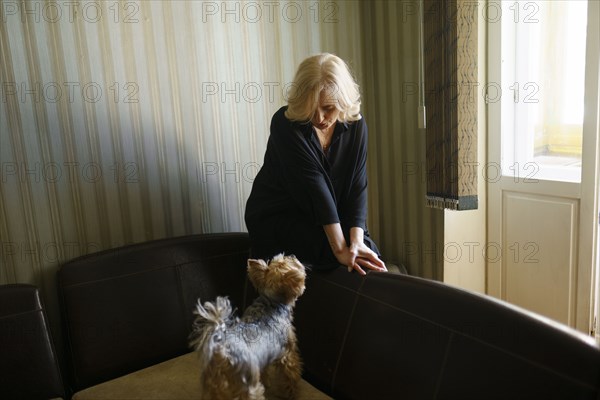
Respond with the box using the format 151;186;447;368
324;223;387;276
347;227;386;275
346;241;387;275
332;242;387;276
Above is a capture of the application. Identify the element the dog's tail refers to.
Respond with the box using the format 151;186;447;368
189;296;234;356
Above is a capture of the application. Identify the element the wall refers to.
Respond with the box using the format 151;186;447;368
0;0;356;300
360;0;444;278
0;0;444;329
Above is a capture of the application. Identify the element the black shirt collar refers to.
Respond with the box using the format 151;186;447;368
298;119;349;140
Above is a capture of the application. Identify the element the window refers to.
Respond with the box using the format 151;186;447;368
501;0;588;182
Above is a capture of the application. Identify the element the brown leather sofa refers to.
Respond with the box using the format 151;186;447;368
17;232;600;399
0;284;65;400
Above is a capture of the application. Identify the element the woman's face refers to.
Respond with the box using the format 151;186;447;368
311;90;340;131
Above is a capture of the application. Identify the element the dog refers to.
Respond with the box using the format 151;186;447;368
189;254;306;400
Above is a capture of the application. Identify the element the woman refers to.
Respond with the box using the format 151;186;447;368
245;53;386;275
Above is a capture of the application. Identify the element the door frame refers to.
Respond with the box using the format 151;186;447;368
487;0;600;333
578;0;600;334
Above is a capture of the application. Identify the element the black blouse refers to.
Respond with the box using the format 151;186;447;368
244;105;369;261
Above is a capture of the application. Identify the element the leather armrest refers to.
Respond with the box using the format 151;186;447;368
0;284;65;400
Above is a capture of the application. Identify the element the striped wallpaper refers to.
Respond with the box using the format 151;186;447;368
0;0;443;321
361;0;444;279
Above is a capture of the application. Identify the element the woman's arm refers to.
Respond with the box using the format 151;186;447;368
340;118;369;230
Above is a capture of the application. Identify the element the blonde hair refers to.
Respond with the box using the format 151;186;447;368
284;53;361;123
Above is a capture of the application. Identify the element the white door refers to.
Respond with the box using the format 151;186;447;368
487;0;600;333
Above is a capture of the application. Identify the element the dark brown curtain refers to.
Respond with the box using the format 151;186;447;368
424;0;478;210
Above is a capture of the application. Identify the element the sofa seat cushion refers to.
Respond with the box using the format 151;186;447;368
72;352;332;400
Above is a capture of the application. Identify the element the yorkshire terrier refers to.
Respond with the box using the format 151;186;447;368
189;254;306;400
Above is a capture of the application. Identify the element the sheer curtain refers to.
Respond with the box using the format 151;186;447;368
508;0;588;181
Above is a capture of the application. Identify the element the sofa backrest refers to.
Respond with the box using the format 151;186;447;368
0;284;65;400
57;232;600;398
295;268;600;399
58;233;251;391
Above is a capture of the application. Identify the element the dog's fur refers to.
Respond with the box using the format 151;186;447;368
189;254;306;400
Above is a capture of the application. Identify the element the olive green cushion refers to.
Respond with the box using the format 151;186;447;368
72;352;332;400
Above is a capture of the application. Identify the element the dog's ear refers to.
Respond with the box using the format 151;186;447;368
247;259;268;291
247;258;268;272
